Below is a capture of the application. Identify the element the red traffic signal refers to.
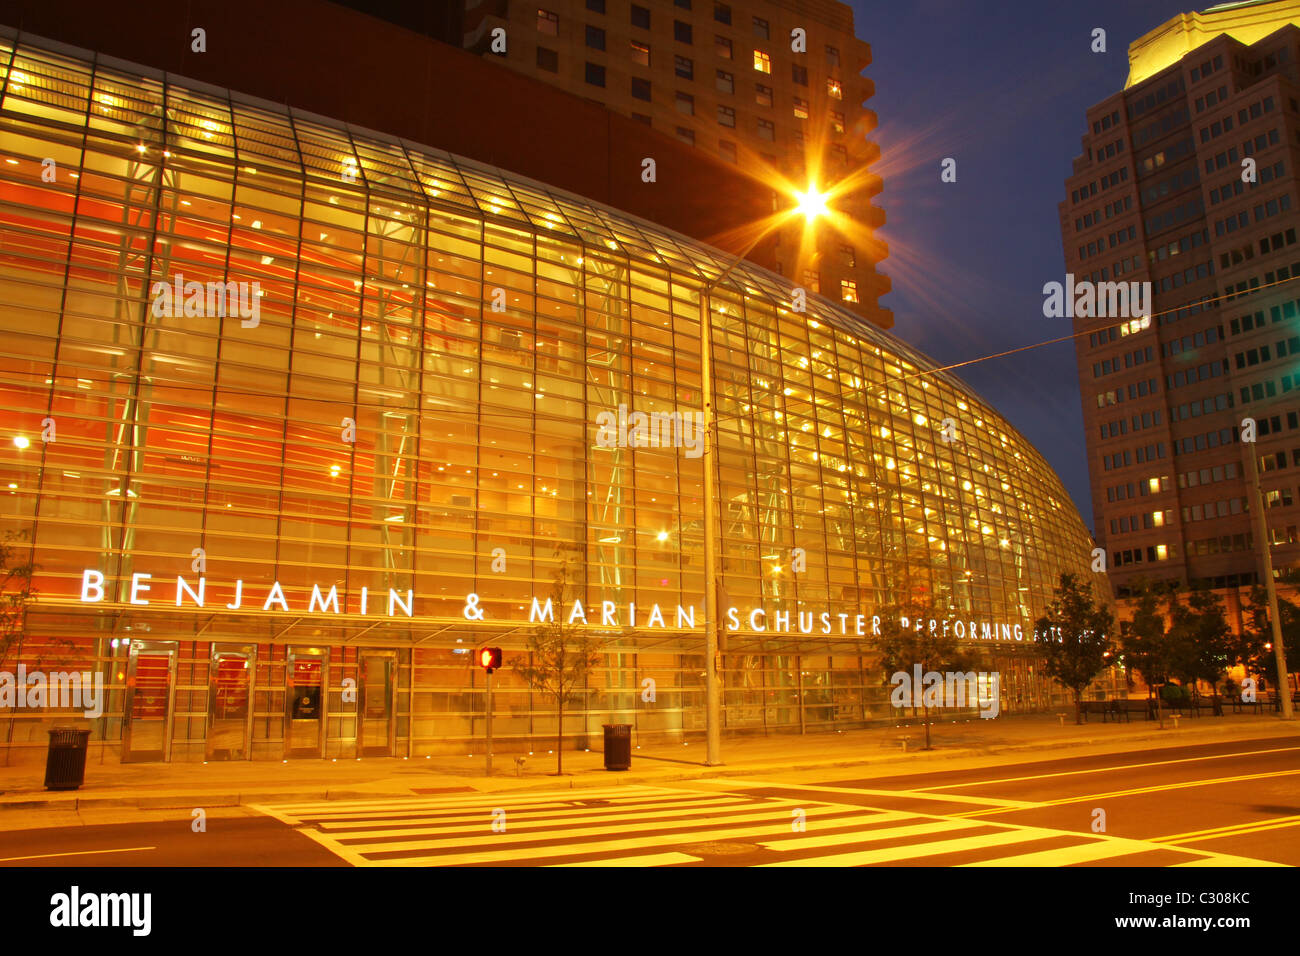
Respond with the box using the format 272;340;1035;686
478;646;502;673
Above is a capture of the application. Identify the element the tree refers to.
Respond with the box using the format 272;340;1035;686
0;529;37;672
876;600;982;751
1239;572;1300;696
1120;577;1174;728
1165;586;1233;709
513;561;603;775
1034;572;1115;724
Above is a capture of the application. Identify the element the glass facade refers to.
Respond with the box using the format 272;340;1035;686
0;34;1107;762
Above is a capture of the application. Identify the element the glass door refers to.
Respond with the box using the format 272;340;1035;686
286;647;328;758
123;640;178;762
359;651;396;756
207;644;255;760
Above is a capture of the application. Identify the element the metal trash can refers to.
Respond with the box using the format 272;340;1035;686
602;724;632;771
44;728;91;791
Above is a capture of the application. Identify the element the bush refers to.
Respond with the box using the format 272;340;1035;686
1161;683;1189;705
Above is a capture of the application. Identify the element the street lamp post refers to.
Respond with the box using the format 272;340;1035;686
697;187;829;767
1244;431;1294;719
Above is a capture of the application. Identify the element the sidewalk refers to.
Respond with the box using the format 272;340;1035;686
1;712;1295;811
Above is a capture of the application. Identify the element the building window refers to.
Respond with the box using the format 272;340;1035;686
831;144;847;165
803;269;820;293
826;45;839;66
717;104;736;127
586;25;605;50
754;49;771;73
631;4;650;29
827;78;842;99
585;62;606;87
676;91;694;115
756;83;773;107
841;245;856;267
757;118;775;141
841;279;858;303
631;113;652;125
676;126;695;145
719;140;737;163
753;16;769;39
714;3;731;24
674;0;690;6
793;97;809;119
831;110;845;133
631;77;651;101
536;47;559;72
631;40;650;66
675;54;693;79
675;20;692;43
716;69;734;94
715;35;733;59
792;63;808;85
538;8;559;35
586;0;605;12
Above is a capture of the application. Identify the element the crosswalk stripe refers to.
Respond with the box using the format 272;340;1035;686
311;795;747;828
1172;853;1285;867
323;798;809;840
702;778;1036;809
356;810;900;866
261;786;672;816
961;836;1132;867
758;827;1057;866
341;805;882;856
761;817;977;852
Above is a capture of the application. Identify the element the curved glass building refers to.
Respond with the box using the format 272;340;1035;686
0;34;1106;762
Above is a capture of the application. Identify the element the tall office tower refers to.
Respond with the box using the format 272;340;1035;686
441;0;891;326
1062;2;1300;598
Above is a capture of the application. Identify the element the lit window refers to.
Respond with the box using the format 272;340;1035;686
756;83;773;107
793;97;809;119
840;244;855;267
631;41;650;66
827;78;842;99
803;269;820;293
716;70;734;94
754;49;771;73
831;110;845;133
715;35;733;59
717;104;736;127
841;279;858;303
538;9;559;35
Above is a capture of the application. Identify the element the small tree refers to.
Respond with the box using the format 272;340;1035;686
1240;573;1300;696
877;601;982;750
0;529;38;672
1034;572;1115;724
1166;586;1233;708
1121;577;1174;728
513;561;603;775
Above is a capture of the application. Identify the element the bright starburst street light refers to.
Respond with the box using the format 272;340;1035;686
794;187;829;221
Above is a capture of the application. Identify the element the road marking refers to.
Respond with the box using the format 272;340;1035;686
697;779;1037;809
552;852;701;867
312;794;742;829
757;827;1050;866
0;845;156;863
760;817;977;851
958;768;1300;818
1152;813;1300;845
912;745;1300;793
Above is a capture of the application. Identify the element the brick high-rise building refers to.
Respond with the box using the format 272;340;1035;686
1062;1;1300;599
429;0;890;325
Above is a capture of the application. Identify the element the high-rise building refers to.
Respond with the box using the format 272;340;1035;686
1062;1;1300;599
438;0;891;325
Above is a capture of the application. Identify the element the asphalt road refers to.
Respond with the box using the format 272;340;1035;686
0;736;1295;866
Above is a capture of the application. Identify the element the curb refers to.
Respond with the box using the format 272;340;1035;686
0;719;1292;810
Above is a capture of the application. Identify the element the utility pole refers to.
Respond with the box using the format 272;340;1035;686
1244;429;1294;719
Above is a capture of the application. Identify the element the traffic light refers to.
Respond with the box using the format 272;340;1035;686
478;646;502;674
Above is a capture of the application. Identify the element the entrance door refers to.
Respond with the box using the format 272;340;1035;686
286;647;328;758
123;640;178;762
207;644;255;761
358;651;396;756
